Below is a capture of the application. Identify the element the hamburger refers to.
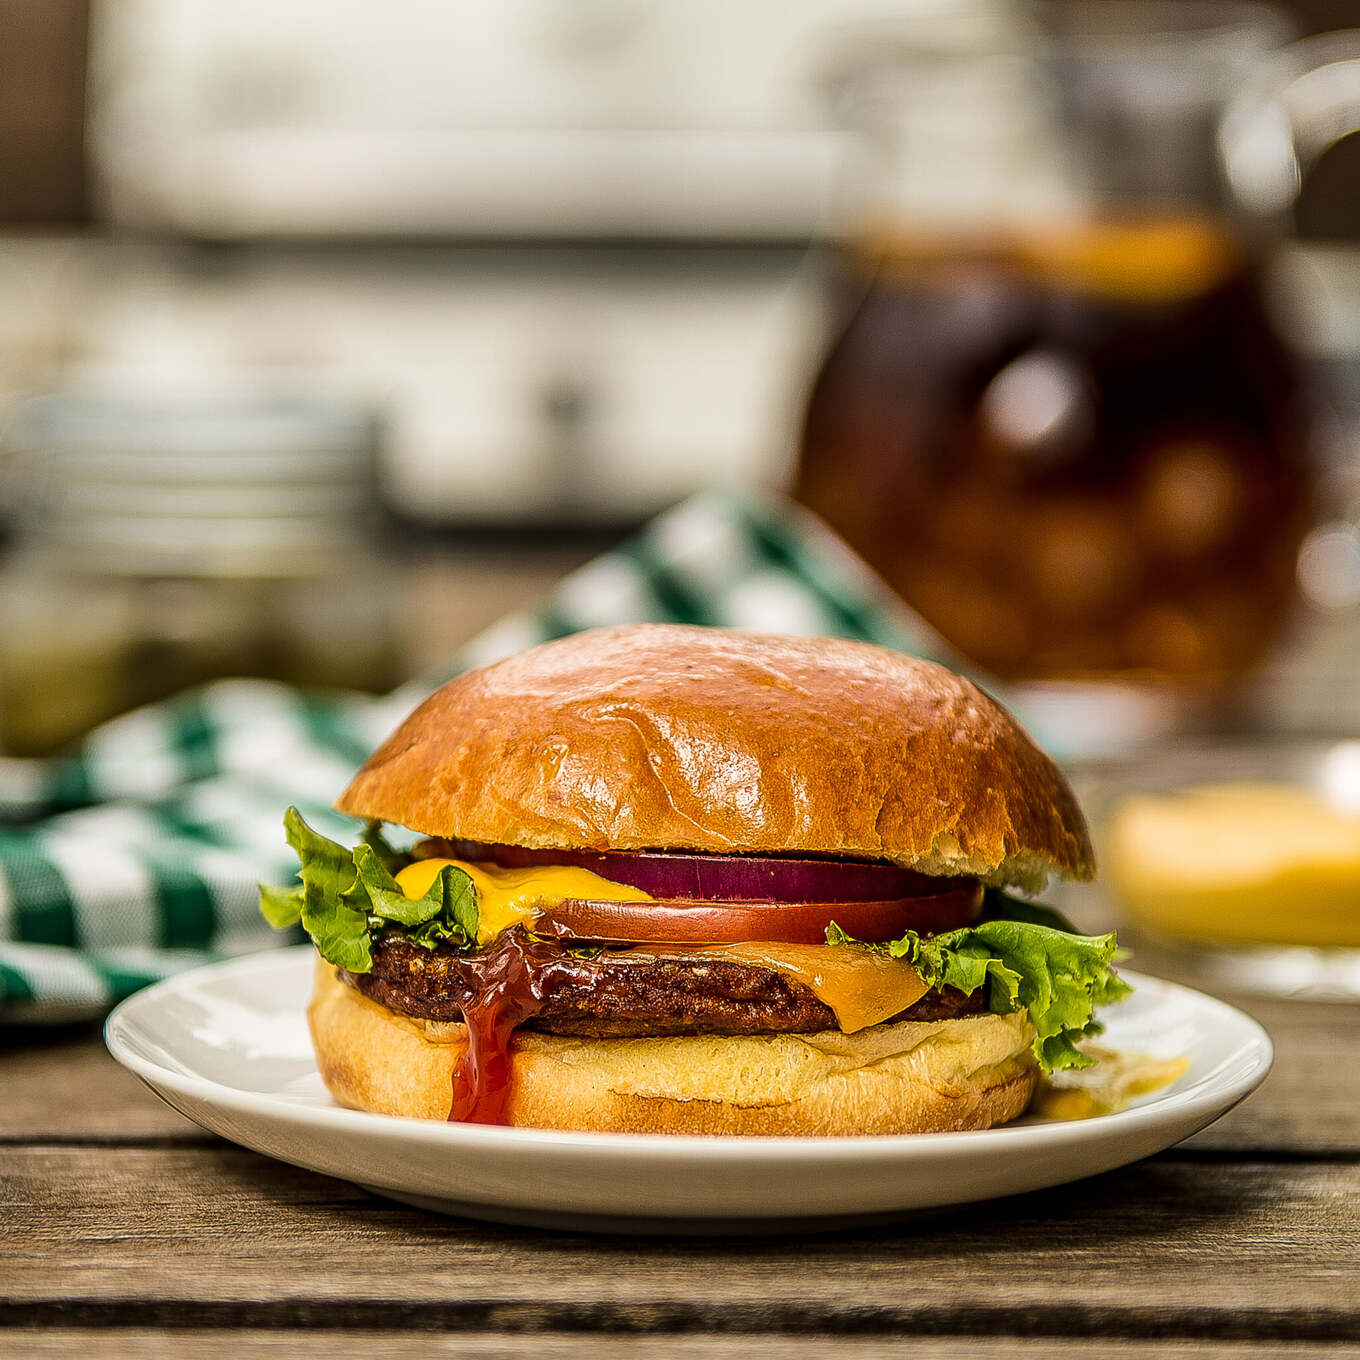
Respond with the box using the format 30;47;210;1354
260;624;1127;1135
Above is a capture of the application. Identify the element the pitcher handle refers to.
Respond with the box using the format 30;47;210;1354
1221;31;1360;220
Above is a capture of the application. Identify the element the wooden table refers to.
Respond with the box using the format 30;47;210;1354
4;967;1360;1359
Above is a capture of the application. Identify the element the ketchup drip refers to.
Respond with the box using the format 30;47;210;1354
443;930;581;1124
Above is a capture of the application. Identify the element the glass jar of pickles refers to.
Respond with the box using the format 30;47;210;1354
0;394;401;756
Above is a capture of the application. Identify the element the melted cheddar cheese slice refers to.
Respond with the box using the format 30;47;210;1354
701;942;929;1033
394;857;652;945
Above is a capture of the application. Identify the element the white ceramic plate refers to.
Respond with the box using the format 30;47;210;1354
105;948;1271;1232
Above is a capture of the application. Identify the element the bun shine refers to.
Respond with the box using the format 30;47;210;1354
337;624;1093;892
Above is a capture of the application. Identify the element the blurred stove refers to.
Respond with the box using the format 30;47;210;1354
86;0;944;242
77;0;973;524
54;242;824;526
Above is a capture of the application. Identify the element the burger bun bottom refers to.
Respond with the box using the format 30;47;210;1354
308;960;1038;1136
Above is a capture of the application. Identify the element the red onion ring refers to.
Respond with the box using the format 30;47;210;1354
417;839;970;904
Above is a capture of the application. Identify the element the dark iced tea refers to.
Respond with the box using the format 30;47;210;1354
795;216;1314;685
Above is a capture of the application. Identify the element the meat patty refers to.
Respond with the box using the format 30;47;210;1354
343;930;987;1037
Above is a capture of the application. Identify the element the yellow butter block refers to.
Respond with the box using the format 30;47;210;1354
1106;783;1360;946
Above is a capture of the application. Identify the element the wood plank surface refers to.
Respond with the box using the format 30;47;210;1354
1;1025;205;1143
3;1145;1359;1339
1184;994;1360;1153
6;1333;1360;1359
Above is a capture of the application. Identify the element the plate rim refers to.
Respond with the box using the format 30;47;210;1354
105;946;1274;1162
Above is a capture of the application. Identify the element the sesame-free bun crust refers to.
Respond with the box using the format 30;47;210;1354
338;625;1092;891
309;961;1038;1136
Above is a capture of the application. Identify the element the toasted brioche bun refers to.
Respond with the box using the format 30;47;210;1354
337;625;1092;892
308;961;1039;1136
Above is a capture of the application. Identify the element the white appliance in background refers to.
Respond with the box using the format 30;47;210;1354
61;245;822;524
77;0;1011;524
88;0;987;240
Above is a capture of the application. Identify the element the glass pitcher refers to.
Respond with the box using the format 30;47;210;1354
795;2;1360;691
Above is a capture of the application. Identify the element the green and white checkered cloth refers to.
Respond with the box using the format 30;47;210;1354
0;488;997;1022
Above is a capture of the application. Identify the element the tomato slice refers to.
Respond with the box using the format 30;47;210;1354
532;884;983;946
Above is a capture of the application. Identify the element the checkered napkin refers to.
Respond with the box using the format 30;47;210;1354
0;489;992;1022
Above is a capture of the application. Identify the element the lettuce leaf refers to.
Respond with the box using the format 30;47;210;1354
359;821;408;877
257;808;480;971
827;901;1132;1073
